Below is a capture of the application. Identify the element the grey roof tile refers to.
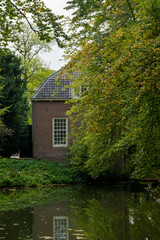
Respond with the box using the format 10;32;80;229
31;69;72;100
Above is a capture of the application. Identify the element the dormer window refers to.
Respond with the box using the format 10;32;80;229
72;86;88;99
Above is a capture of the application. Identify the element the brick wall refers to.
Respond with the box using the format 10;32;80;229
32;101;72;164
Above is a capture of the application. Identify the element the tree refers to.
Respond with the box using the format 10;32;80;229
0;0;67;48
65;0;160;179
65;0;137;52
11;22;53;84
0;85;11;151
27;62;54;124
10;23;55;123
0;52;29;157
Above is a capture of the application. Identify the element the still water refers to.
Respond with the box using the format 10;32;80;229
0;183;159;240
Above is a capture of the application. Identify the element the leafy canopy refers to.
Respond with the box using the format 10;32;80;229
0;0;68;48
66;0;160;179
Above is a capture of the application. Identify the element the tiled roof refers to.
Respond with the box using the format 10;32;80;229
31;69;72;100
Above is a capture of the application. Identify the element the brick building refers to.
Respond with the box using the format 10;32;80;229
31;69;73;164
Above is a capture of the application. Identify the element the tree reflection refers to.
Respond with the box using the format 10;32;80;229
128;191;160;240
69;186;160;240
69;187;128;240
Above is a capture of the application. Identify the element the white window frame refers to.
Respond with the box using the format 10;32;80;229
72;86;88;99
52;118;68;147
72;87;80;99
53;216;69;240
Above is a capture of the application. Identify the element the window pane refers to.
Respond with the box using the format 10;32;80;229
54;217;68;240
53;119;67;146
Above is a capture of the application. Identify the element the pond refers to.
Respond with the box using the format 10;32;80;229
0;183;159;240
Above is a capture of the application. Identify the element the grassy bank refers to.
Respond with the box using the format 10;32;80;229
0;158;84;188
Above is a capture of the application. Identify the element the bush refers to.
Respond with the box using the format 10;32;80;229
0;158;85;188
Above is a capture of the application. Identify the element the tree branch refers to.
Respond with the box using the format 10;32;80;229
6;0;38;33
126;0;136;22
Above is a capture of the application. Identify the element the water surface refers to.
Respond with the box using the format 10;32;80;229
0;184;159;240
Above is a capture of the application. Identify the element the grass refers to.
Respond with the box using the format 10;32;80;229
0;158;84;188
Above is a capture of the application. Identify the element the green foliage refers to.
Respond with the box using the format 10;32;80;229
0;52;29;156
11;22;53;87
27;64;54;124
0;0;67;48
0;158;85;188
10;23;55;124
65;0;160;179
0;85;11;148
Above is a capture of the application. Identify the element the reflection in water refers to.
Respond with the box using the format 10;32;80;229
53;217;68;240
69;186;129;240
0;184;160;240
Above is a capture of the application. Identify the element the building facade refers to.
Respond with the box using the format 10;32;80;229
31;69;73;164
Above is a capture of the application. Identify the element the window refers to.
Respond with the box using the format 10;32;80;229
72;87;80;99
72;86;88;99
53;118;68;147
53;217;69;240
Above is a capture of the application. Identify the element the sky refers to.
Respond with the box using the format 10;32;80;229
40;0;72;71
